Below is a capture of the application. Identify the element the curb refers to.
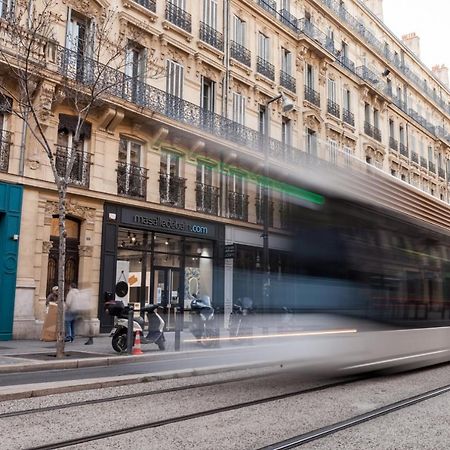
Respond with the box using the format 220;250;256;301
0;361;274;401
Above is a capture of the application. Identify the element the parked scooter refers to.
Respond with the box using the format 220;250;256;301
104;300;166;353
229;297;254;341
190;295;216;347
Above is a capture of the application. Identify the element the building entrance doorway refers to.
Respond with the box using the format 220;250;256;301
153;267;181;331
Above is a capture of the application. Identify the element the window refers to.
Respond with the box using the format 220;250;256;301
306;128;317;156
196;162;217;214
173;0;186;8
341;41;348;58
389;119;395;138
228;172;245;194
258;32;269;61
328;139;338;164
161;150;180;177
328;78;337;102
203;0;217;28
281;48;292;75
233;15;246;46
280;0;290;11
258;105;266;135
282;117;291;146
428;146;434;163
197;162;213;186
201;77;215;113
306;64;314;88
118;137;145;198
160;151;184;206
0;0;14;18
232;92;246;125
399;125;405;144
119;137;141;167
364;103;371;123
373;109;379;129
125;43;146;102
343;88;351;111
166;60;184;98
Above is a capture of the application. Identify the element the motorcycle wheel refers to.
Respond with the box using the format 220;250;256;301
112;331;127;353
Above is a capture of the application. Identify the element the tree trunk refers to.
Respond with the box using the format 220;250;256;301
55;184;67;358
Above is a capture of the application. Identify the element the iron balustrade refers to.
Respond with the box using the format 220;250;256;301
55;145;91;187
389;137;398;151
255;195;274;227
304;85;320;107
337;54;356;72
0;130;11;172
257;0;277;16
199;22;224;51
228;191;248;221
327;99;340;118
133;0;156;12
429;161;436;173
117;161;147;199
399;143;409;158
438;167;446;179
230;41;251;67
165;1;191;33
364;122;381;142
159;173;186;208
411;151;419;163
280;70;296;93
279;9;298;33
195;183;219;215
298;18;335;54
343;109;355;126
420;157;428;169
257;57;275;80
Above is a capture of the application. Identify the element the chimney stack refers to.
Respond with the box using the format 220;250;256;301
402;33;421;58
432;65;449;88
361;0;384;20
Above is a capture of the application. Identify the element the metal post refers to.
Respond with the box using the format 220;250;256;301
127;305;134;355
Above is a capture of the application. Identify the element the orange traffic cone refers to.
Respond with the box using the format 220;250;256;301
132;330;144;355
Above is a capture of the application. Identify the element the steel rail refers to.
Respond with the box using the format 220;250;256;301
258;383;450;449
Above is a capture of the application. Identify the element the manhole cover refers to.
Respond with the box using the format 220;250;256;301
8;352;109;361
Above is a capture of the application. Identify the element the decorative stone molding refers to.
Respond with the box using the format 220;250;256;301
151;127;169;149
79;245;94;257
34;81;57;126
42;241;53;254
45;200;96;224
303;110;323;132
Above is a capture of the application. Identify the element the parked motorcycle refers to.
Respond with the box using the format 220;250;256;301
229;297;254;341
190;295;217;347
104;300;166;353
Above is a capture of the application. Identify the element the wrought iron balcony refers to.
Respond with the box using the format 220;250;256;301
304;86;320;108
133;0;156;12
165;1;191;33
399;143;409;158
257;57;275;81
411;151;419;163
389;137;398;151
438;167;446;179
55;145;91;188
279;9;298;33
364;122;381;142
429;161;436;174
298;18;335;54
199;22;223;51
0;131;11;173
420;157;428;169
337;54;356;73
228;191;248;221
257;0;277;16
159;173;186;208
327;99;340;118
255;195;274;227
343;109;354;126
117;161;148;199
280;70;296;93
196;183;219;216
230;41;251;67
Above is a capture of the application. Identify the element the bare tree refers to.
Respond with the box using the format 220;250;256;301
0;0;163;356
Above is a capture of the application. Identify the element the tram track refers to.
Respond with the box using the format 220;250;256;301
24;377;361;450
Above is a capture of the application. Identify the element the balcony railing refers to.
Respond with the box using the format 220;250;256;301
255;195;274;227
298;19;335;54
337;54;356;72
327;99;340;118
257;0;277;16
279;9;298;33
55;145;91;188
399;143;409;158
280;70;296;93
199;22;223;51
429;161;436;174
117;161;147;199
165;1;191;33
196;183;219;215
438;167;446;179
420;157;428;169
389;137;398;151
133;0;156;12
159;173;186;208
230;41;251;67
364;122;381;142
228;191;248;221
256;57;275;81
343;109;354;126
411;151;419;163
0;131;11;173
304;85;320;108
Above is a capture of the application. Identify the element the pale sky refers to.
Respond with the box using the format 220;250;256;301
383;0;449;71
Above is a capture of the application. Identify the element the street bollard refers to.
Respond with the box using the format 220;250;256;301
127;305;134;354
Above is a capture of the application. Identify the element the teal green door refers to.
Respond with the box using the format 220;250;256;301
0;182;23;341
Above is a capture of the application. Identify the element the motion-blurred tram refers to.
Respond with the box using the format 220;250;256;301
244;162;450;373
